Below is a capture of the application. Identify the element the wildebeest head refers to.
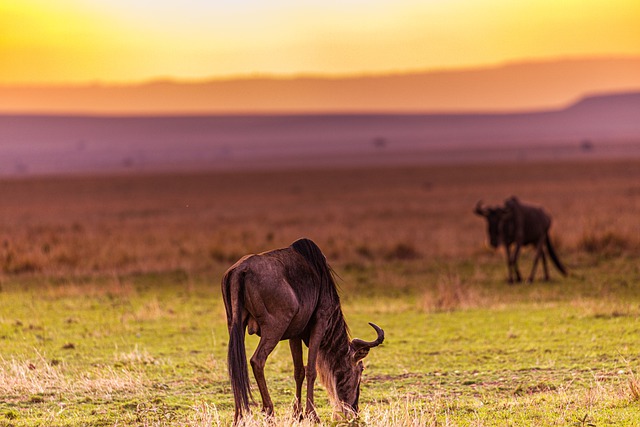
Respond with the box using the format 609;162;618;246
326;323;384;414
474;201;510;248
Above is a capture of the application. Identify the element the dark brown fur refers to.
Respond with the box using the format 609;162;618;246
475;196;567;283
221;238;384;422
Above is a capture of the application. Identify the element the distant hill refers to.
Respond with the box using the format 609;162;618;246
1;57;640;115
1;90;639;176
565;91;640;117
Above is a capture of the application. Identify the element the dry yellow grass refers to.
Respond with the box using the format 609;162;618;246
0;160;638;282
0;351;144;399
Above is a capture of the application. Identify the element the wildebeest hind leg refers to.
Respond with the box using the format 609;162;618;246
541;249;549;281
527;240;545;283
250;333;282;416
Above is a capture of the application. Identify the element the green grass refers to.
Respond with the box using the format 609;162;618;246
0;251;639;426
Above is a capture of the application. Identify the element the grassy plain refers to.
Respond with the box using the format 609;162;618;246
0;160;639;426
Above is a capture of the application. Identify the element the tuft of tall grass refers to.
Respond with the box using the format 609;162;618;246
0;351;144;399
188;401;222;427
578;230;635;257
628;370;640;402
0;352;64;397
419;273;479;312
1;248;43;274
357;397;438;427
43;276;136;299
115;345;158;367
384;243;421;261
209;246;243;264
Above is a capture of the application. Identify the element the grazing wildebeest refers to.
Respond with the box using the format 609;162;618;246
221;238;384;422
474;196;567;283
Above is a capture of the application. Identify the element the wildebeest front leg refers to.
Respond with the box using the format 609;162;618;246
303;324;324;422
289;338;305;419
511;244;523;282
505;245;514;283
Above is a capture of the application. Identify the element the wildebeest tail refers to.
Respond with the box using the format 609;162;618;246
222;269;252;418
546;234;567;276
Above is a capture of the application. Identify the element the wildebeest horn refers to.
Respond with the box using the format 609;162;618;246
352;323;385;350
474;200;489;217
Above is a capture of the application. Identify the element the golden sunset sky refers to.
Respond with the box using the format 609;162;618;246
2;0;640;85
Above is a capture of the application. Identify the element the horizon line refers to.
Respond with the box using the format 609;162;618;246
1;89;638;119
2;54;639;88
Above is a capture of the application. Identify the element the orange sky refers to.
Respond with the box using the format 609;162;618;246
1;0;640;85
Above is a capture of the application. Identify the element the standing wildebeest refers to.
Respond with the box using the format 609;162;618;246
222;238;384;422
474;196;567;283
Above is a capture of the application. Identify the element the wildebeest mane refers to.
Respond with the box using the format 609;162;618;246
291;238;351;406
290;238;343;307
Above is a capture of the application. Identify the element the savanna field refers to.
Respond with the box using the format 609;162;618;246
0;160;639;426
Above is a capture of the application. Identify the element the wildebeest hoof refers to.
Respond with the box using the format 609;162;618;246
307;413;320;424
292;404;303;420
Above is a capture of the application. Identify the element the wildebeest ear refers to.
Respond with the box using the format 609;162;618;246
499;206;513;220
474;200;489;217
351;347;370;363
350;323;384;362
